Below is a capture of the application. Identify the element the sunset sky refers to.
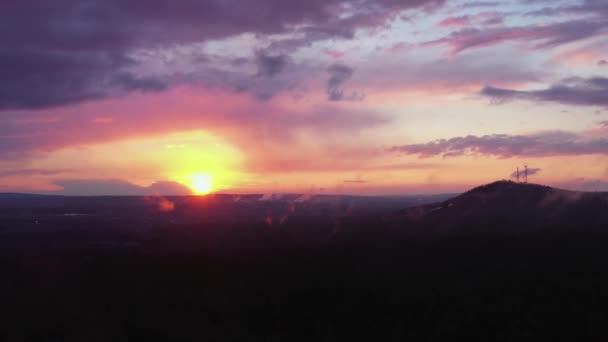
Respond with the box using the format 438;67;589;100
2;0;608;195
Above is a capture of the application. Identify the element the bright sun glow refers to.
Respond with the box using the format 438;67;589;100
189;173;213;195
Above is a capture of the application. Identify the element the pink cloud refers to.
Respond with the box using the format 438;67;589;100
439;16;471;27
324;49;346;59
428;19;608;55
552;47;604;66
392;125;608;159
0;86;392;176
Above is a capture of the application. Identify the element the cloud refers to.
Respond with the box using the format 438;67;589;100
439;16;471;27
510;167;541;179
481;77;608;108
223;50;298;101
0;89;396;183
0;88;393;159
369;46;543;92
0;168;73;178
438;12;503;28
146;181;193;196
343;179;368;184
458;1;501;9
266;0;446;51
51;179;192;196
326;63;365;101
599;60;608;66
0;50;168;110
246;148;443;173
525;0;608;18
0;0;445;110
255;51;290;78
391;130;608;158
427;18;608;55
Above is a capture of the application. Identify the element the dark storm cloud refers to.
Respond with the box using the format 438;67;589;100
0;0;445;110
207;50;295;101
481;77;608;108
391;131;608;158
327;64;365;101
255;52;290;78
0;49;167;110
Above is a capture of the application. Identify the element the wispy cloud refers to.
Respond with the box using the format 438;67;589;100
392;129;608;158
0;168;73;178
427;19;608;55
51;179;192;196
482;77;608;108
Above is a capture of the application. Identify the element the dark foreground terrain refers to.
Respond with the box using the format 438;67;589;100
2;182;608;340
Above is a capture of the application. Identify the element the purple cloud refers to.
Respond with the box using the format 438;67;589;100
439;16;471;27
0;49;167;110
526;0;608;17
391;131;608;158
459;1;501;8
428;18;608;55
255;51;290;78
0;0;445;110
0;97;392;161
0;169;73;178
327;64;365;101
482;77;608;108
439;12;503;27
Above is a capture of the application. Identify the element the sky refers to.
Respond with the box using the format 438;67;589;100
1;0;608;195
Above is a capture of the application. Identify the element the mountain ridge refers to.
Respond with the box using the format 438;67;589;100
392;180;608;229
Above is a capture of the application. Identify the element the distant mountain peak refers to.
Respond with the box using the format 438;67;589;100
392;180;608;228
465;180;551;195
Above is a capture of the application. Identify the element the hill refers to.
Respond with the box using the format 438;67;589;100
391;180;608;230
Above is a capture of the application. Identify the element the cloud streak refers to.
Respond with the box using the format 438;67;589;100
481;77;608;108
0;168;73;178
392;130;608;158
428;18;608;55
51;179;192;196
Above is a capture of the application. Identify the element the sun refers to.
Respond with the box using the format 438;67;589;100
189;173;213;195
